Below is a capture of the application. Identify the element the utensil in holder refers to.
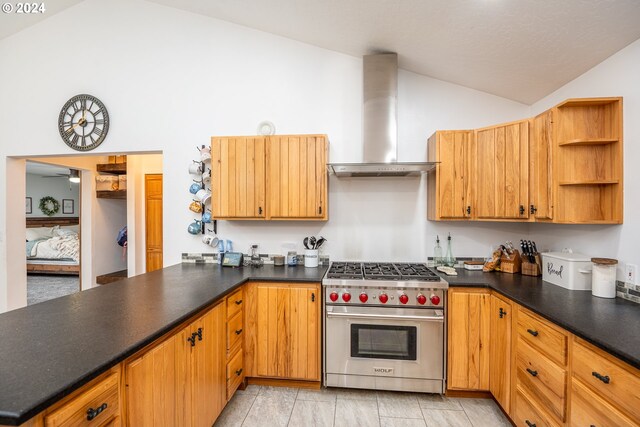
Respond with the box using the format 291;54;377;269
521;254;542;277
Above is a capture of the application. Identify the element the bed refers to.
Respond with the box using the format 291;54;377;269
26;217;80;275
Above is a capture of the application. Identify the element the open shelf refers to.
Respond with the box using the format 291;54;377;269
559;180;619;186
97;163;127;175
97;190;127;199
556;97;621;108
559;138;618;147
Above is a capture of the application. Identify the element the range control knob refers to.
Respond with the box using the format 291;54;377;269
342;292;351;302
378;293;389;304
416;294;427;305
359;292;368;303
430;295;441;305
329;292;339;302
399;294;409;304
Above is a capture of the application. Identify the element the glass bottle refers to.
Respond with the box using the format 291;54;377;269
433;235;443;266
444;233;456;267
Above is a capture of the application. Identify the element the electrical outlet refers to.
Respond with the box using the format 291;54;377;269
626;264;637;285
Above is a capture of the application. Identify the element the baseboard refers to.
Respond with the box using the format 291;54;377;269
445;389;492;398
247;377;321;389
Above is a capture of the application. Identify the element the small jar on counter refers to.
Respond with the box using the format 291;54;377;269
591;258;618;298
287;251;298;266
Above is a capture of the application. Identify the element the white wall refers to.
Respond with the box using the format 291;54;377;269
26;173;79;218
529;38;640;280
0;0;534;311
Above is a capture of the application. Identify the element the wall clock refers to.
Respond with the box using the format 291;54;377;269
58;94;110;151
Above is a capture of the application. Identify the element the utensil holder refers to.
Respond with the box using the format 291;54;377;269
500;250;522;274
304;249;319;268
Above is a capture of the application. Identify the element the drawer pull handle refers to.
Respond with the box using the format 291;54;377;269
235;368;243;376
196;327;203;341
499;307;507;318
187;335;196;347
235;328;243;335
527;329;539;337
86;403;108;421
592;371;610;384
525;421;536;427
235;299;243;305
526;368;538;377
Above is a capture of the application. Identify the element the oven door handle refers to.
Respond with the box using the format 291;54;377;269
326;311;444;322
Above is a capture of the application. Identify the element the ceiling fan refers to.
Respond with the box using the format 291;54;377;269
41;169;81;183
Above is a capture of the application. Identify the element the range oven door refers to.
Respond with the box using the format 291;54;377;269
325;305;444;382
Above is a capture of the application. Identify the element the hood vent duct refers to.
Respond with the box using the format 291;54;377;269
329;53;437;177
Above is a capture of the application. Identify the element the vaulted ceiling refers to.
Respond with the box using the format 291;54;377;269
3;0;640;104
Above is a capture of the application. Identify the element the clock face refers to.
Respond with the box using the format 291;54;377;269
58;94;109;151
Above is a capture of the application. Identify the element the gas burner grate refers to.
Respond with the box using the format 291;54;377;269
363;263;401;280
326;262;364;279
394;263;441;281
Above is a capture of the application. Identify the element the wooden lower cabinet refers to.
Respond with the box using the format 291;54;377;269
125;302;225;427
244;282;321;381
489;293;512;413
447;288;490;390
570;378;637;427
513;386;560;427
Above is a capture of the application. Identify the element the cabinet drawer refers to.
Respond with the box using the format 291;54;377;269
227;311;243;353
570;378;636;427
514;386;560;427
572;338;640;421
227;350;244;399
517;308;568;366
516;340;566;422
226;289;243;319
45;372;120;427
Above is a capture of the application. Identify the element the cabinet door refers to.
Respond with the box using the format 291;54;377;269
430;131;474;219
145;174;163;272
211;136;266;218
490;293;512;413
255;282;321;380
530;111;553;220
125;329;188;427
190;303;226;427
448;289;491;390
267;135;327;220
476;121;529;219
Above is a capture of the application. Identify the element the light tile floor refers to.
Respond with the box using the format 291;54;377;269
214;386;511;427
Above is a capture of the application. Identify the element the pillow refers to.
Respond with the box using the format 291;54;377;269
26;227;54;241
55;227;78;237
60;225;80;233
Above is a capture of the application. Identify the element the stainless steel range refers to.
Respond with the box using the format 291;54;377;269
323;262;448;394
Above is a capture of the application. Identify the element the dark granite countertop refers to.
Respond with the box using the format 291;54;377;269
0;263;327;425
441;269;640;370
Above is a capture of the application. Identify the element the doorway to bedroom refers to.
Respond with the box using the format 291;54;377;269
25;161;82;305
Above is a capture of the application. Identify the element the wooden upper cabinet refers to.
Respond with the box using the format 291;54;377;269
530;111;554;220
475;120;529;220
267;135;328;220
427;131;474;220
211;136;266;219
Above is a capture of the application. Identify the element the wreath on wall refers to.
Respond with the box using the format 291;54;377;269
39;196;60;217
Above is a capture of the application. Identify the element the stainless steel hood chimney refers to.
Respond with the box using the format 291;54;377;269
329;53;437;177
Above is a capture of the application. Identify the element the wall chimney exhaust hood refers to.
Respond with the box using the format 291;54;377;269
329;53;437;177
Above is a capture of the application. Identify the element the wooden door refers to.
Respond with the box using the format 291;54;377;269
430;131;474;219
530;111;553;220
190;303;226;427
448;289;491;390
145;174;163;272
475;121;529;219
125;329;188;427
267;135;327;220
490;293;512;412
211;136;266;219
255;282;321;380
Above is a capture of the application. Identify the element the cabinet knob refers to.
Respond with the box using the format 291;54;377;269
527;329;539;337
499;307;507;318
86;403;108;421
526;368;538;377
235;368;243;376
311;293;315;302
530;204;537;214
195;327;203;341
235;328;243;335
525;421;536;427
466;206;471;215
519;205;525;215
592;371;610;384
235;299;243;305
258;207;263;215
318;206;323;215
187;336;196;347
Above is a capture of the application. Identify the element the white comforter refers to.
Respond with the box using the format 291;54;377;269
29;234;80;262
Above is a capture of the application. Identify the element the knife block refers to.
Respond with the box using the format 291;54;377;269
522;254;542;277
500;250;522;274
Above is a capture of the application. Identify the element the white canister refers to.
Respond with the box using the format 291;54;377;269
591;258;618;298
304;249;319;268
